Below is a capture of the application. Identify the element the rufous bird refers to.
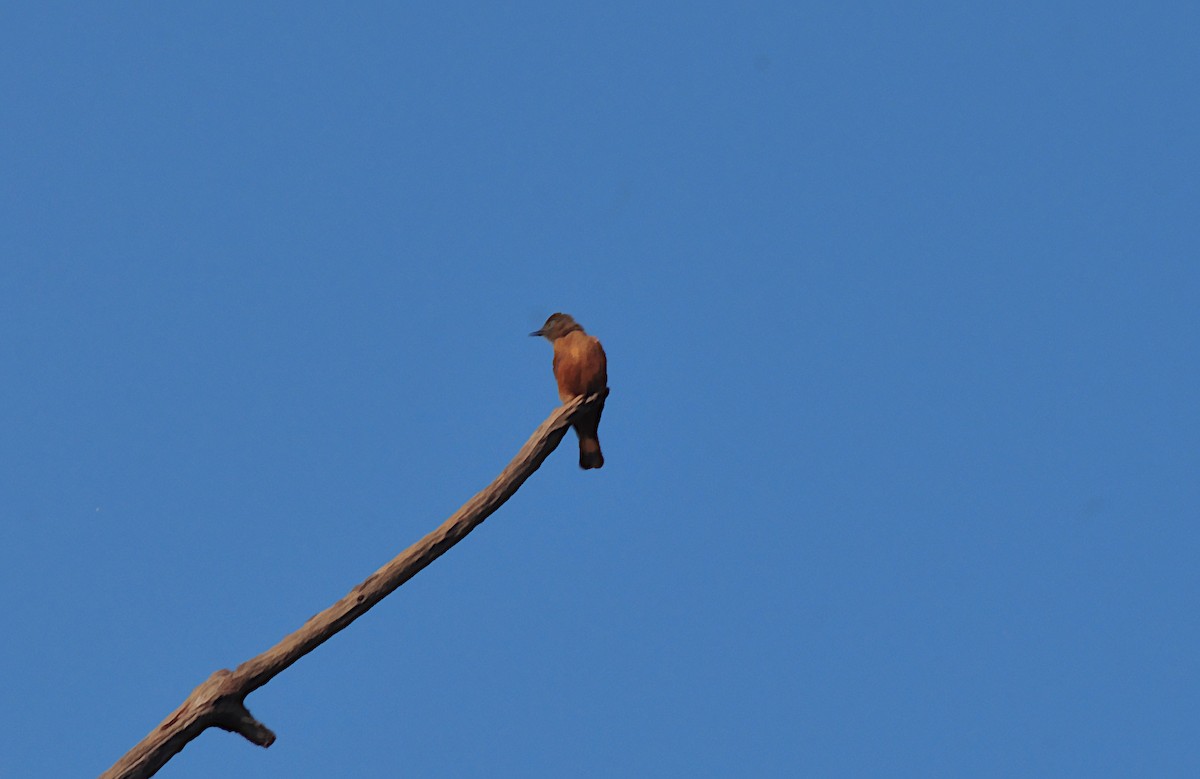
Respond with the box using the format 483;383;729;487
530;313;608;469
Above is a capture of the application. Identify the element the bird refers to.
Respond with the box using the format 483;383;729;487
530;313;608;469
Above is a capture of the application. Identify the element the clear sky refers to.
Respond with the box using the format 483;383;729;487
2;3;1197;777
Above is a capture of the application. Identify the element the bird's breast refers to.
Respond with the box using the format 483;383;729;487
552;332;607;401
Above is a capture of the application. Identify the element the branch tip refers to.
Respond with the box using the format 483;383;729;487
213;702;275;747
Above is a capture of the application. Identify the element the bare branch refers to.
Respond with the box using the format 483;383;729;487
100;391;608;779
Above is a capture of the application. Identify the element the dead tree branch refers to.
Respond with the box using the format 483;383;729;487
100;391;608;779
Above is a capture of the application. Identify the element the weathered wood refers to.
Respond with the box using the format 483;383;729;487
100;391;608;779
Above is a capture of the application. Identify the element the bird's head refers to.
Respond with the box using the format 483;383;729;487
530;312;583;341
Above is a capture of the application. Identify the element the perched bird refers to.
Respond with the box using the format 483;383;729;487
530;313;608;469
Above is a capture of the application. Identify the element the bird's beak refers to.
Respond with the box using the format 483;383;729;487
529;329;544;337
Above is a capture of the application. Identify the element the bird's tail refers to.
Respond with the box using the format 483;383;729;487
573;403;604;470
573;397;605;470
578;436;604;470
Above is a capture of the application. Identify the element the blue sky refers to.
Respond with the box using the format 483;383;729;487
2;3;1197;777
